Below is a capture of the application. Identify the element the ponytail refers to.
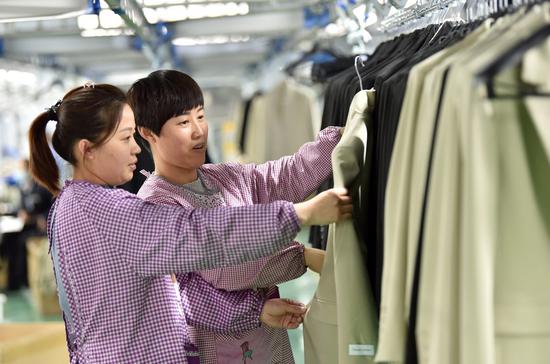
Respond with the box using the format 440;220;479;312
28;111;61;196
27;84;126;196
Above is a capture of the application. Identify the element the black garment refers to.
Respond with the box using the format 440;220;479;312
310;31;418;249
310;24;473;310
118;134;155;194
239;94;259;153
311;56;356;83
311;27;435;299
0;179;53;290
367;23;467;306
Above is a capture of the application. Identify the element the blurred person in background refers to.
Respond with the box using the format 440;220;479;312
0;159;52;290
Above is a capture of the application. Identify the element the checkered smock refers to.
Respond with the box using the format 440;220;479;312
138;126;341;363
48;180;300;363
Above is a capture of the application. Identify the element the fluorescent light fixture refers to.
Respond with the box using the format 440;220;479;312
156;2;249;22
162;5;188;21
143;7;160;23
99;9;124;28
0;69;37;85
77;14;99;30
238;2;249;15
205;3;227;18
225;2;240;16
187;4;208;19
172;35;250;46
143;0;204;4
81;28;135;37
143;0;167;5
102;70;151;86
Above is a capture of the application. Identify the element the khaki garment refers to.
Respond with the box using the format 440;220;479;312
404;10;524;364
376;21;492;364
243;79;318;163
418;5;550;364
410;13;523;364
304;90;378;364
464;44;550;364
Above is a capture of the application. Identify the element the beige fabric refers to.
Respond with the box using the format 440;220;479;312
417;6;550;364
376;21;492;364
304;90;378;364
243;79;317;163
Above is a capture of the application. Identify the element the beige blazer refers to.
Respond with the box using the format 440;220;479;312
304;90;378;364
418;6;550;364
243;79;317;163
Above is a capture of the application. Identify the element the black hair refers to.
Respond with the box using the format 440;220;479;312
28;84;126;195
126;69;204;135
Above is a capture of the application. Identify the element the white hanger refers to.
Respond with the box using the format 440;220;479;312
354;55;368;90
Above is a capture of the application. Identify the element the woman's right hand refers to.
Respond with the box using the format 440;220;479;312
293;187;352;226
260;298;307;329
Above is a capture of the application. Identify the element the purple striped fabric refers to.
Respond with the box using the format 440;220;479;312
138;126;341;363
48;180;300;363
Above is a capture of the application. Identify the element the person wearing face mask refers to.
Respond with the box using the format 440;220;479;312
128;70;342;364
27;83;352;363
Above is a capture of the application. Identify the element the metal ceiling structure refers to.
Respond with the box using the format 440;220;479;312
0;0;327;87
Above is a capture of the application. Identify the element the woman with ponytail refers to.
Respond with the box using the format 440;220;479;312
28;83;352;363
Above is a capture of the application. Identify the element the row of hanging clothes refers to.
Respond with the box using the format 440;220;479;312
237;47;357;164
302;0;550;363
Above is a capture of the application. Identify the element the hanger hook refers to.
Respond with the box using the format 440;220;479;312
354;55;367;91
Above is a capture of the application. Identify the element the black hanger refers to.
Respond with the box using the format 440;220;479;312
284;42;339;75
477;22;550;98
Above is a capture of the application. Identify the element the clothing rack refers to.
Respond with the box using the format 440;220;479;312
378;0;461;32
375;0;542;34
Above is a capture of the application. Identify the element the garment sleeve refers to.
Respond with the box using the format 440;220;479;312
143;193;308;290
246;126;341;204
80;188;300;277
199;242;307;291
177;272;264;334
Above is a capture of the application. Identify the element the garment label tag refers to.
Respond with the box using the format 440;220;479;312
348;344;375;356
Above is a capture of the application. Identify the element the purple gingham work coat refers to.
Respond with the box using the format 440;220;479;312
47;180;300;363
138;126;341;363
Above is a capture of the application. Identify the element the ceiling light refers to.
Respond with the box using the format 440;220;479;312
161;5;188;21
238;3;249;15
77;14;99;30
0;70;37;86
143;8;160;23
225;2;240;16
172;35;250;46
81;29;135;37
205;3;226;18
187;4;208;19
143;0;167;5
99;9;124;28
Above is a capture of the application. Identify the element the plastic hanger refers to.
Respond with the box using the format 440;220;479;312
354;54;368;90
477;22;550;98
